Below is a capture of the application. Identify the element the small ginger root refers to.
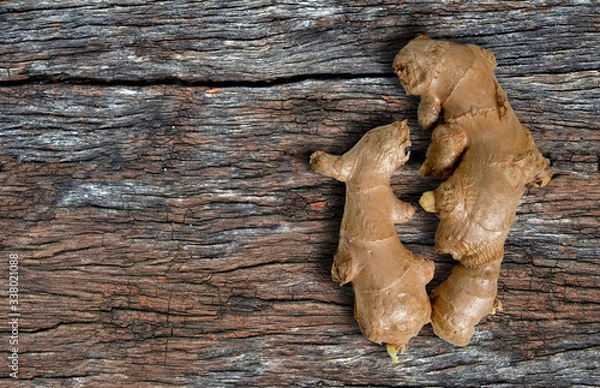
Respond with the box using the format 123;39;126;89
394;36;552;346
310;121;434;360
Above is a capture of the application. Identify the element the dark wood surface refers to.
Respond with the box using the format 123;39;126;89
1;1;598;387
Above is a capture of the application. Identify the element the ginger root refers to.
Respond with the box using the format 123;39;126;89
310;121;434;360
394;36;552;346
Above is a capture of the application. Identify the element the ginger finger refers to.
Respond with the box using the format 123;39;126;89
430;259;501;347
421;123;469;179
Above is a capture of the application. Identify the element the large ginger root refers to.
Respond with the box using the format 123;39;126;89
310;121;434;361
394;36;552;346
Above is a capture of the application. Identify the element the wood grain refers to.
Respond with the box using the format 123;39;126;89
0;0;599;387
0;1;597;83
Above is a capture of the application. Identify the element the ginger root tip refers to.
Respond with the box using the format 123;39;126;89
419;191;437;213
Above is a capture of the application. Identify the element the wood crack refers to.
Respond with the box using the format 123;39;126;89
0;72;395;88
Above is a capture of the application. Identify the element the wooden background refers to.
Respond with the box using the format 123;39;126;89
1;1;598;387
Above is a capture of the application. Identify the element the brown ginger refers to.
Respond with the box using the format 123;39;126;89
393;36;552;346
310;121;434;361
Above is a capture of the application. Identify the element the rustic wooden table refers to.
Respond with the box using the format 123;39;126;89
1;1;598;387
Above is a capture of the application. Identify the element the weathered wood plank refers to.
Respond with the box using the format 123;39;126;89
1;0;599;385
0;0;597;82
0;73;598;386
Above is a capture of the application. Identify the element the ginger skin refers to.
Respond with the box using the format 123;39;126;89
310;121;434;360
394;36;552;346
